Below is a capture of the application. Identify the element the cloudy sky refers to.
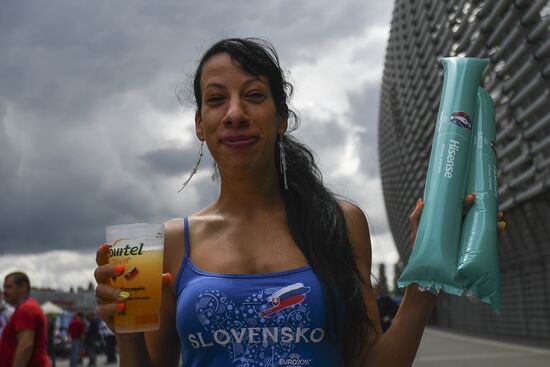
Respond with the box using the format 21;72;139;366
0;0;397;291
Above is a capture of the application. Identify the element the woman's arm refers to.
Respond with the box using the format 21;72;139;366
341;200;435;367
95;257;156;367
339;201;383;347
363;284;436;367
113;272;180;367
144;219;182;366
143;286;180;366
115;334;153;367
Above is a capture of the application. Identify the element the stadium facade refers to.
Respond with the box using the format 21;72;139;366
379;0;550;340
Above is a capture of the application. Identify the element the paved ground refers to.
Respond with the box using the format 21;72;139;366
54;355;117;367
53;328;550;366
414;328;550;367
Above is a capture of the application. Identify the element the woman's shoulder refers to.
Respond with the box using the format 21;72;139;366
338;200;369;228
163;204;216;237
337;199;372;258
164;217;184;239
163;207;218;248
163;218;185;274
162;209;220;274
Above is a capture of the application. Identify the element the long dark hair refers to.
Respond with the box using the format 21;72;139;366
192;38;374;363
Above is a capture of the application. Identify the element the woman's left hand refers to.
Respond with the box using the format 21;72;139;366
409;193;507;245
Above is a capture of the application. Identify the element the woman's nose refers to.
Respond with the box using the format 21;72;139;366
222;97;249;128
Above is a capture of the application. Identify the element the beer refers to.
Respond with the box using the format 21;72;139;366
106;223;164;333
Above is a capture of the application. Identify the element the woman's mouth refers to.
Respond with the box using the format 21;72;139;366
220;136;259;148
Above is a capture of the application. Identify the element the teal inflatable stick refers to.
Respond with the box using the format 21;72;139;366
398;57;489;295
455;87;501;314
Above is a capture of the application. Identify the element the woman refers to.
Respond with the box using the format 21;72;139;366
94;38;502;366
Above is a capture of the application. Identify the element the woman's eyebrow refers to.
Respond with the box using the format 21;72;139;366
205;77;268;91
204;82;225;89
242;77;268;87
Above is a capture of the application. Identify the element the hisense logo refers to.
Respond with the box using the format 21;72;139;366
444;139;460;179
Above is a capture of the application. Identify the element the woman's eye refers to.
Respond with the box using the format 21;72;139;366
247;92;265;101
206;95;225;104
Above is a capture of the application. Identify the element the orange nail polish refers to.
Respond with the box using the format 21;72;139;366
165;272;173;284
468;193;476;199
100;243;110;252
114;265;124;273
416;198;423;208
117;303;125;311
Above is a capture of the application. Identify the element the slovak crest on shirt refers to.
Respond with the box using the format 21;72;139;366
187;282;323;366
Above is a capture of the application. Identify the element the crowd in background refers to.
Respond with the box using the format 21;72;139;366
47;312;117;366
0;272;117;367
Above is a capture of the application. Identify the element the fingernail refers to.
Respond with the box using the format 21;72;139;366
100;243;110;252
165;272;173;284
118;291;130;300
114;265;125;273
416;198;423;208
498;211;504;218
468;193;476;199
117;303;125;311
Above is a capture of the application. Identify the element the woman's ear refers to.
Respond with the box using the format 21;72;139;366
195;111;205;141
278;117;288;135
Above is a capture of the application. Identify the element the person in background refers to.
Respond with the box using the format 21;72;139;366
373;284;400;333
84;313;99;367
68;313;86;367
98;320;117;364
0;271;51;367
0;293;14;339
47;315;57;367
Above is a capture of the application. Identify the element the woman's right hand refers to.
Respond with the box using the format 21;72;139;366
93;243;174;333
94;243;128;332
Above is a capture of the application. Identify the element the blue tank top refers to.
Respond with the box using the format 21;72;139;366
175;217;343;367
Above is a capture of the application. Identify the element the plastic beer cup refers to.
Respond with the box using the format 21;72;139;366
106;223;164;333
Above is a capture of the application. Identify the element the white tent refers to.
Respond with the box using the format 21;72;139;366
41;301;65;315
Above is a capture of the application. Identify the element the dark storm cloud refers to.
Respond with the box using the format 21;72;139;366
290;78;390;238
346;80;392;237
0;0;393;254
140;147;198;177
0;104;20;183
294;113;348;156
0;0;391;119
291;80;383;180
347;80;382;177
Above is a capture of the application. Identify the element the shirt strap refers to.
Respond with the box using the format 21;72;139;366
183;216;190;260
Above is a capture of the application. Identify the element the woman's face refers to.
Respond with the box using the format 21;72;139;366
195;53;287;176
